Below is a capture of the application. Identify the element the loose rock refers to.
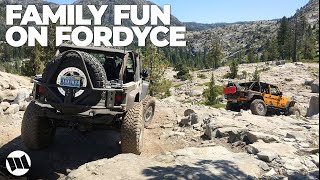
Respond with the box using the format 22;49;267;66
259;161;271;171
264;168;277;177
246;145;259;155
12;89;31;104
4;104;20;115
247;131;279;143
0;102;10;111
257;151;279;162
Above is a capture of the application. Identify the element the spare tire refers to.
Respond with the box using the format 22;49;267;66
42;51;107;114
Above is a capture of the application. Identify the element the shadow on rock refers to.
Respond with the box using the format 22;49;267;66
0;128;121;179
143;160;252;180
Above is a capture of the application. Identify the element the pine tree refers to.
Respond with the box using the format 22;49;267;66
204;73;218;106
277;16;293;60
303;25;316;60
267;38;279;61
260;49;268;62
22;43;44;76
42;23;57;63
140;41;171;98
229;59;238;79
247;48;255;63
3;45;13;61
207;40;224;69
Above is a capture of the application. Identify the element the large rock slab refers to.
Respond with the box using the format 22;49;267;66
247;141;298;158
306;96;319;117
246;131;280;143
67;146;262;179
205;125;248;143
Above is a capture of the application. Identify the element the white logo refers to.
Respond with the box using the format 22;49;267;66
6;150;31;176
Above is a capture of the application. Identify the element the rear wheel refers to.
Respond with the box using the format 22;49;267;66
21;101;55;149
288;106;301;116
121;103;144;155
250;99;267;116
142;96;156;127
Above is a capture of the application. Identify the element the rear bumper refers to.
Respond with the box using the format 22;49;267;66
35;101;124;116
33;78;129;112
34;101;121;125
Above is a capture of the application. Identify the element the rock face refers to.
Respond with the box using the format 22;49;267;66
306;96;319;117
67;146;262;179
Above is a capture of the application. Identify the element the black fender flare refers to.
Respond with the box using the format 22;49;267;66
126;89;140;111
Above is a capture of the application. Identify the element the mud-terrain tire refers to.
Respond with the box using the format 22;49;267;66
226;101;240;112
121;103;144;155
250;99;267;116
142;96;156;127
42;51;107;114
21;101;55;149
288;106;301;116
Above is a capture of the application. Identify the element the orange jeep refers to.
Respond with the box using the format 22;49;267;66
224;82;301;116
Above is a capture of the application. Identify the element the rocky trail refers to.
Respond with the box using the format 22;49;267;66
0;62;319;179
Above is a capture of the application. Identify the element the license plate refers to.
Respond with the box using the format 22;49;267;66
60;76;81;88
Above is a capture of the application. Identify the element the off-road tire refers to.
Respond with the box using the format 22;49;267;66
226;101;241;112
288;106;301;116
121;103;144;155
21;101;55;149
42;51;107;114
142;96;156;127
250;99;267;116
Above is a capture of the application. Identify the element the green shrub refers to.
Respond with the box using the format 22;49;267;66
175;64;192;81
252;67;261;82
197;73;207;79
203;73;223;106
241;70;248;80
223;59;239;79
150;79;172;99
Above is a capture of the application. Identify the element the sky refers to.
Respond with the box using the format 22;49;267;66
47;0;309;24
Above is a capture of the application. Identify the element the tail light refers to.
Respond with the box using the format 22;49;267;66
37;85;44;94
115;93;123;105
224;86;237;95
